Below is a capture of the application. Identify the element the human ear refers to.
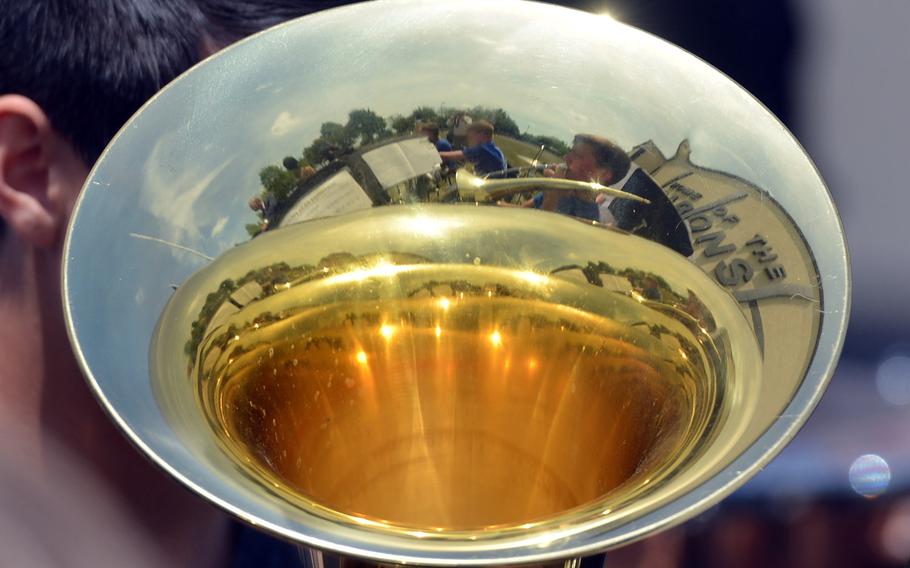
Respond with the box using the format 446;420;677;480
0;95;73;249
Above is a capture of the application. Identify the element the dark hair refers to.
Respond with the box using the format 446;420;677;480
0;1;338;167
467;120;494;138
197;0;354;46
419;122;440;138
0;0;214;166
282;156;300;171
573;133;631;182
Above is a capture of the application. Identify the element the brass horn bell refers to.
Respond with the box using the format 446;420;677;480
64;1;849;565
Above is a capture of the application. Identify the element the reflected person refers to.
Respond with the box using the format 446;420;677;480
538;134;693;256
532;133;631;222
438;120;507;176
420;121;457;172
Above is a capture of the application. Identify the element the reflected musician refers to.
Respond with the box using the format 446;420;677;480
438;120;507;176
529;134;694;257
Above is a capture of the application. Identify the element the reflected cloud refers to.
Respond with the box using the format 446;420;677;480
210;216;229;238
270;111;304;136
140;141;235;258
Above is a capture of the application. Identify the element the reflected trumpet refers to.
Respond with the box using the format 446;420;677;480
481;162;564;178
456;169;650;204
63;1;849;566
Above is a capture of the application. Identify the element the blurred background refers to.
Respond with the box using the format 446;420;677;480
543;0;910;566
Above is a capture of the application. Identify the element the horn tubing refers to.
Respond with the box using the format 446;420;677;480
456;168;650;205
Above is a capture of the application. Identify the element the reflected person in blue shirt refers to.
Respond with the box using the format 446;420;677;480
438;120;507;176
420;122;457;172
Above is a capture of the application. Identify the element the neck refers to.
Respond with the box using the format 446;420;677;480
0;234;52;457
0;236;229;567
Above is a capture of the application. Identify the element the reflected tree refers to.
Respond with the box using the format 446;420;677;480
346;108;390;146
259;165;297;201
250;104;573;236
389;114;412;135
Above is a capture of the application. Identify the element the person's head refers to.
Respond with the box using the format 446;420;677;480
466;120;494;147
564;134;630;185
0;0;334;253
419;122;440;143
0;0;209;249
248;196;265;212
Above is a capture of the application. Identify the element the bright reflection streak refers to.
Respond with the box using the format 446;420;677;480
630;291;645;303
528;359;538;371
356;351;368;364
489;330;503;347
402;215;462;238
350;515;384;527
380;324;395;339
517;271;549;286
435;325;442;338
332;261;407;284
438;297;450;311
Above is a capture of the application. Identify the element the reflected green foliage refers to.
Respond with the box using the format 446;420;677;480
389;114;413;135
520;134;570;156
407;106;443;127
487;108;520;138
258;165;297;201
185;261;318;363
320;121;354;147
185;253;434;362
346;108;390;146
253;105;572;229
185;252;714;368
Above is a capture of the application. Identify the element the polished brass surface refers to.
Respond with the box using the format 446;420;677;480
153;205;760;542
64;1;848;564
202;267;710;529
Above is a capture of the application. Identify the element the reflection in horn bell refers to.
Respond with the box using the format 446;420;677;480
62;1;849;566
456;168;651;205
152;205;762;540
